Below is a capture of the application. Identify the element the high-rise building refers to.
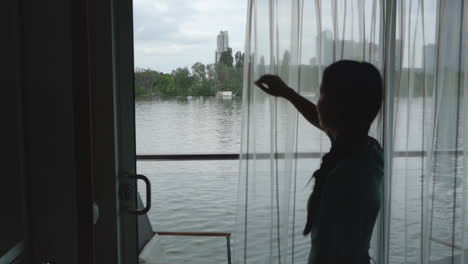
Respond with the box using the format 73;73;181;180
215;31;230;63
422;44;436;73
315;30;334;67
422;43;465;73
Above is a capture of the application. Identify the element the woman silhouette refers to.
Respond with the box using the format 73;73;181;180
255;60;383;264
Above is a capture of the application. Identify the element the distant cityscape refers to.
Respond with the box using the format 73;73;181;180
215;31;230;63
134;30;244;98
134;29;451;99
312;30;459;72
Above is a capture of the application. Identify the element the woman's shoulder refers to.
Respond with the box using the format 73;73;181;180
328;137;383;184
343;136;382;168
361;136;383;169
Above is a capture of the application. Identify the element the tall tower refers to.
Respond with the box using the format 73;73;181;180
315;30;334;67
215;31;230;63
422;44;436;73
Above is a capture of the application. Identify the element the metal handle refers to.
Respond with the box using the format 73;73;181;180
129;174;151;215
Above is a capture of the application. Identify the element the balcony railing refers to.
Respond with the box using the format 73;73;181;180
155;232;231;264
137;150;466;263
137;150;457;161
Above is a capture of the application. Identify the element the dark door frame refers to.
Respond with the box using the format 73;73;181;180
10;0;139;262
87;0;138;263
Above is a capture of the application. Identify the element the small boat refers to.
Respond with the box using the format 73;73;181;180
302;92;316;99
216;91;233;98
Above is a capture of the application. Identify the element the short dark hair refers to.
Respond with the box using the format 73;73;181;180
321;60;383;133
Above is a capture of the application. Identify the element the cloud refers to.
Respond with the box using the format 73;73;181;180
133;0;247;73
139;42;196;55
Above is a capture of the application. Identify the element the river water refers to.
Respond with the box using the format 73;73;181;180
135;96;465;264
136;96;243;263
135;96;316;263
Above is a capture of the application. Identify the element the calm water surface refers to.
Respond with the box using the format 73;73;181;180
135;96;465;264
136;96;243;263
136;96;317;263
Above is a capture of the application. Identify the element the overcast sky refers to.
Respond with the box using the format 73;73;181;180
133;0;247;73
133;0;438;72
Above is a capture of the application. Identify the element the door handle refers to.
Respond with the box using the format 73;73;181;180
125;174;151;215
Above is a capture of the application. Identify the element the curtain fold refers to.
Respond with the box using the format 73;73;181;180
235;0;468;263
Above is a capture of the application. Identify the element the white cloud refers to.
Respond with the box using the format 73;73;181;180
152;1;169;13
189;0;234;12
133;0;438;72
141;43;196;55
134;0;171;15
133;0;247;73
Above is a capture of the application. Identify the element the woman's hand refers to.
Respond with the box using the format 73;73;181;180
255;75;294;98
256;74;322;130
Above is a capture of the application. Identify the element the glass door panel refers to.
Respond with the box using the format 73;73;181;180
132;1;247;263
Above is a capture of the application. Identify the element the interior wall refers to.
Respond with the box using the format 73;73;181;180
0;0;26;259
21;0;80;261
1;0;119;262
0;0;95;263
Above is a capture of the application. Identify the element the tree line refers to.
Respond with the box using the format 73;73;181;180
134;49;244;97
135;47;434;99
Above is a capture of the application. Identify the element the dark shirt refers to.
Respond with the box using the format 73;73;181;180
307;136;383;264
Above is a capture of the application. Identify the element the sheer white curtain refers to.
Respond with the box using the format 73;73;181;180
235;0;468;263
383;0;468;264
235;0;384;263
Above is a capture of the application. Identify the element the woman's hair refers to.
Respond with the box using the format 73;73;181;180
321;60;383;134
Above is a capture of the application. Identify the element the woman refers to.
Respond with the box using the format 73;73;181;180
255;60;383;264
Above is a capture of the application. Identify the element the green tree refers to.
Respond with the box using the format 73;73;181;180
215;63;228;91
233;51;244;96
219;48;234;67
235;51;244;68
157;74;176;96
172;67;194;96
135;85;146;97
134;50;245;98
206;64;217;95
191;62;207;83
216;63;240;92
191;62;214;96
135;67;158;95
207;64;216;83
257;56;266;76
280;50;291;83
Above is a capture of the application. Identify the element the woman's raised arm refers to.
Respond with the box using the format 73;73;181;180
255;75;322;131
